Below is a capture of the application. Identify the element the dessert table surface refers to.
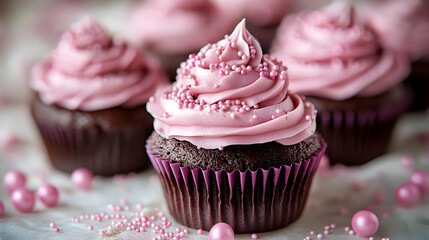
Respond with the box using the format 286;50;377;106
1;1;429;239
1;105;429;240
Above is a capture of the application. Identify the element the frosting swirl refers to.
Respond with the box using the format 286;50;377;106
132;0;236;55
32;17;168;111
364;0;429;61
147;19;316;149
271;2;410;100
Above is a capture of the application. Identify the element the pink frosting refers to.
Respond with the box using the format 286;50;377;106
32;17;169;111
132;0;237;55
147;19;316;149
364;0;429;61
271;2;410;100
213;0;291;26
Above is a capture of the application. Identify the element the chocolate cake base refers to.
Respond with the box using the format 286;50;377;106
149;132;321;171
31;96;153;176
309;84;412;166
405;60;429;111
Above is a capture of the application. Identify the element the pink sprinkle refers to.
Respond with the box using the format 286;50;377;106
317;233;324;239
349;230;355;235
184;229;189;234
198;229;204;235
344;226;350;231
401;155;414;168
310;230;315;235
330;223;336;229
324;230;329;235
100;230;106;236
88;226;93;231
54;228;59;233
252;233;258;239
271;114;276;120
50;223;55;228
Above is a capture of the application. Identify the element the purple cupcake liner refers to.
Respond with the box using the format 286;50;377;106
317;87;412;166
146;136;326;234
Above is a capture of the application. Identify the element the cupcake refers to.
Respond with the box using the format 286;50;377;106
271;2;411;166
131;0;237;79
146;19;326;233
364;0;429;111
30;17;169;176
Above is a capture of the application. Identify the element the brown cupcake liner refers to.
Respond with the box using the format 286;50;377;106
146;136;326;234
316;88;412;166
31;102;153;176
405;60;429;111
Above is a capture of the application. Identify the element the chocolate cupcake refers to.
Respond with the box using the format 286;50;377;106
364;0;429;111
146;19;326;233
30;17;169;176
270;2;412;166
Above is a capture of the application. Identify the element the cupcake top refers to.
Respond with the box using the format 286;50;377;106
132;0;236;55
147;19;316;150
31;17;168;111
214;0;291;27
271;1;410;100
364;0;429;61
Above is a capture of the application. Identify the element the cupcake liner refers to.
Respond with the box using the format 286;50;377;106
146;136;326;234
317;88;412;166
31;100;153;176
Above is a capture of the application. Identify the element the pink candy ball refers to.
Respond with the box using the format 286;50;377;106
209;223;234;240
37;184;59;207
3;170;26;194
351;210;379;238
409;171;429;195
11;188;35;213
71;168;94;190
0;200;4;217
395;182;421;208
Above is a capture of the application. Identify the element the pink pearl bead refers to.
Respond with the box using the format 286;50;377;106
409;171;429;195
37;184;59;207
351;210;379;238
395;182;421;208
3;170;26;194
11;188;35;213
209;223;234;240
71;168;94;190
0;200;4;217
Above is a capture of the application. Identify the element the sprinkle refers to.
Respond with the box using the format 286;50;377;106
252;233;258;239
88;226;94;231
317;233;324;239
198;229;204;235
54;228;60;233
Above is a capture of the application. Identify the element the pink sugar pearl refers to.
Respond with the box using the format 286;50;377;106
351;210;379;238
0;200;4;217
37;184;59;207
11;188;35;213
71;168;94;190
3;170;26;194
209;222;234;240
395;182;421;208
409;171;429;195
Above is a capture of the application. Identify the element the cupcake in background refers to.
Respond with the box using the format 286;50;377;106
31;17;169;176
130;0;237;79
214;0;292;52
271;1;411;166
146;19;326;233
363;0;429;111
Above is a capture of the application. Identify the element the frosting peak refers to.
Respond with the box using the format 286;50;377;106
64;17;112;50
32;18;168;111
147;19;316;149
271;2;410;100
